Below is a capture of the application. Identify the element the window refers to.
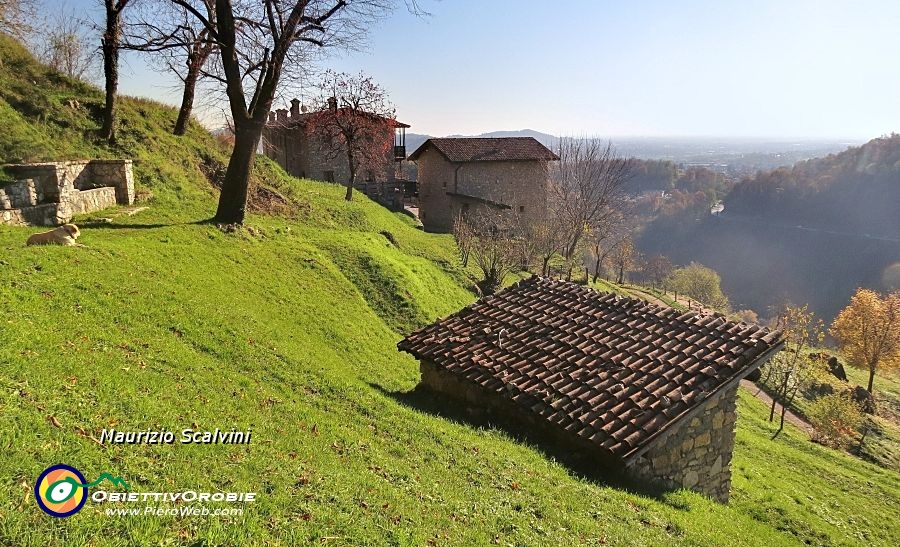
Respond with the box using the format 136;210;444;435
366;170;374;182
442;179;447;188
323;170;335;182
519;205;525;213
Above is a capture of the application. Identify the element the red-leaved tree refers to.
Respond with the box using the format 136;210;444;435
306;70;396;201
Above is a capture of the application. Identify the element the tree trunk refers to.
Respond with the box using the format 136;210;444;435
542;256;550;277
345;149;356;201
769;396;777;422
777;403;787;435
100;4;120;144
174;55;202;136
214;121;261;224
867;365;875;394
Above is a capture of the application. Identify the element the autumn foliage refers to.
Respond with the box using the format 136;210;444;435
830;288;900;394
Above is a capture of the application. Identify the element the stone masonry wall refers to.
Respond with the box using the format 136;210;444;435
626;386;739;502
1;160;134;226
416;147;549;233
420;357;741;502
0;179;38;209
263;118;394;185
419;360;623;469
71;187;118;215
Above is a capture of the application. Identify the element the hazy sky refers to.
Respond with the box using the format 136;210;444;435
65;0;900;138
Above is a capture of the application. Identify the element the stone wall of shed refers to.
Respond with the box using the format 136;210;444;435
626;386;739;502
420;358;741;502
416;148;549;233
419;360;623;469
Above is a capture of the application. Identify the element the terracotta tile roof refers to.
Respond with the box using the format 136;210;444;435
407;137;560;162
398;277;783;461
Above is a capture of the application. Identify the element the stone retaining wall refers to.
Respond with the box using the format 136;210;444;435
71;187;118;215
1;160;134;226
0;178;38;208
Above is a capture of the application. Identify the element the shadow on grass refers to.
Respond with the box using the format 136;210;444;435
76;219;214;230
370;381;689;508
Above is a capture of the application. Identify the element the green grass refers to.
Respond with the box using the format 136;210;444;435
758;349;900;473
2;33;900;545
4;202;900;545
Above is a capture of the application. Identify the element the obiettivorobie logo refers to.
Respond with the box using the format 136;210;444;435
35;463;257;519
35;464;130;517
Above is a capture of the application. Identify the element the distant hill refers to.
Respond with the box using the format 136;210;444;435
725;134;900;237
638;134;900;322
403;131;855;174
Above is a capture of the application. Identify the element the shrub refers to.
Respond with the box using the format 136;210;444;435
808;393;864;448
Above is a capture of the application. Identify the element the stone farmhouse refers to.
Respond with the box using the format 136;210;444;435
398;276;783;502
407;137;559;233
1;160;135;226
262;99;409;208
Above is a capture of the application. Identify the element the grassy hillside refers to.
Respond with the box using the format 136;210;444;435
2;35;900;545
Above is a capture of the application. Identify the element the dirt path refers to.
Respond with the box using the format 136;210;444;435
739;379;815;436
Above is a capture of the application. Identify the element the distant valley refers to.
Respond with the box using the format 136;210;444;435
404;129;859;173
639;134;900;322
405;129;897;323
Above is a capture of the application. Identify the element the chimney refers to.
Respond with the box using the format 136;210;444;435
276;109;288;123
268;111;275;124
290;98;301;118
327;96;337;111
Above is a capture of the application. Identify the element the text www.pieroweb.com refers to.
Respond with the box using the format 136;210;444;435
105;505;244;517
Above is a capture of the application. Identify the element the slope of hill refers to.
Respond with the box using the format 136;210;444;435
725;134;900;237
2;35;900;545
639;136;900;322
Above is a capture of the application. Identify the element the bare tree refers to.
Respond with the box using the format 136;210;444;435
644;254;674;288
123;0;217;135
38;8;97;81
451;212;473;267
551;138;631;277
100;0;134;144
610;236;635;284
763;305;823;437
530;213;567;276
0;0;37;39
169;0;419;225
586;208;630;283
458;208;523;295
306;70;395;201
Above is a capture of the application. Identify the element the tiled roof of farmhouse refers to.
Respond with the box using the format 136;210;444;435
398;276;783;461
269;107;410;128
407;137;560;162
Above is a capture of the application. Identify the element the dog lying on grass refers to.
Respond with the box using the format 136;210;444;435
26;224;82;246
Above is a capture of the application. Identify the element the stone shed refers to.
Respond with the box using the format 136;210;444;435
1;159;134;226
398;277;783;501
407;137;558;233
